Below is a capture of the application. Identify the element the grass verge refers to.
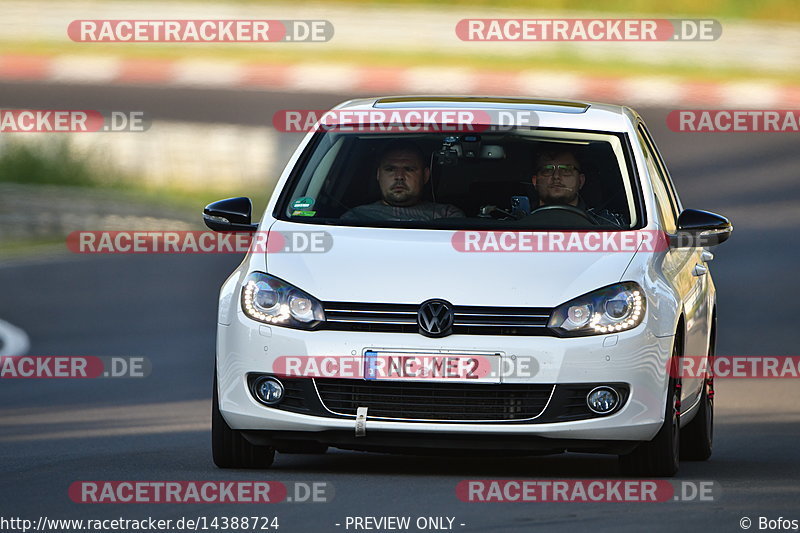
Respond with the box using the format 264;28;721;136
45;0;800;22
0;139;273;256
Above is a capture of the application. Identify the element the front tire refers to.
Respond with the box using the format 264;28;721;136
679;379;713;460
619;339;682;477
212;371;275;469
681;331;715;461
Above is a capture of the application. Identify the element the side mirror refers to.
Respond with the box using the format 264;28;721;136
203;197;259;232
671;209;732;248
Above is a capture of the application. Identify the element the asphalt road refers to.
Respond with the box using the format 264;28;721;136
1;82;800;532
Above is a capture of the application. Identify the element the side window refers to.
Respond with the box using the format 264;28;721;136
637;127;677;233
639;124;683;215
284;134;348;218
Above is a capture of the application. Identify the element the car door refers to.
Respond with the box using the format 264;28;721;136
636;123;709;408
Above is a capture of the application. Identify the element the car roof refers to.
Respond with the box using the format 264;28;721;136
333;96;639;133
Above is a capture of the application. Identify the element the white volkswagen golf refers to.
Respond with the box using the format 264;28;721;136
206;97;731;476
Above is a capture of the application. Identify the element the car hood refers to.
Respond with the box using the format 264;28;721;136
263;221;640;308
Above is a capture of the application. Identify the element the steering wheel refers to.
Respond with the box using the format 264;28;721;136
527;204;596;224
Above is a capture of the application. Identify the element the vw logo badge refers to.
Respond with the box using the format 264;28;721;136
417;299;455;338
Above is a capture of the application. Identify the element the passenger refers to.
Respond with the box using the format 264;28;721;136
531;146;626;226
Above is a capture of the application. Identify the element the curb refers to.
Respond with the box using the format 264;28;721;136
1;53;799;108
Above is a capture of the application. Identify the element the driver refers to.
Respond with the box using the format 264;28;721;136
341;140;464;221
531;146;626;226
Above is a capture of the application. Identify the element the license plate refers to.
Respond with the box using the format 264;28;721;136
363;349;502;383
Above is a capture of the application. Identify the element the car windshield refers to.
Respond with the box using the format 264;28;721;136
276;127;642;230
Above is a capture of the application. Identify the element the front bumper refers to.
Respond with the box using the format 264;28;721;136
217;311;673;448
241;429;641;455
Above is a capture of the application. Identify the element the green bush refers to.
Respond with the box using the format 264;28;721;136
0;139;123;187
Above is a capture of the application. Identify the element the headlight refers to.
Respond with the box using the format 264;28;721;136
241;272;325;329
548;282;645;337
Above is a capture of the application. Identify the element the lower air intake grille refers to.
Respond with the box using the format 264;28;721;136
314;379;554;421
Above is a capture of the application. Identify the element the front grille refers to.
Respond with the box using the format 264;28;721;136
321;302;553;336
314;379;554;421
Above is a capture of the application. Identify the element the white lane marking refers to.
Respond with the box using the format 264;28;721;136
287;63;361;92
171;60;246;88
49;55;122;84
720;81;782;107
404;67;477;93
0;319;30;357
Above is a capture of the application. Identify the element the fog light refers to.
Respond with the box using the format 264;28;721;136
253;377;284;406
586;386;619;414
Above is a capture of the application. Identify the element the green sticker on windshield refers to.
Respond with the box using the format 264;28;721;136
291;197;315;210
292;210;316;217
